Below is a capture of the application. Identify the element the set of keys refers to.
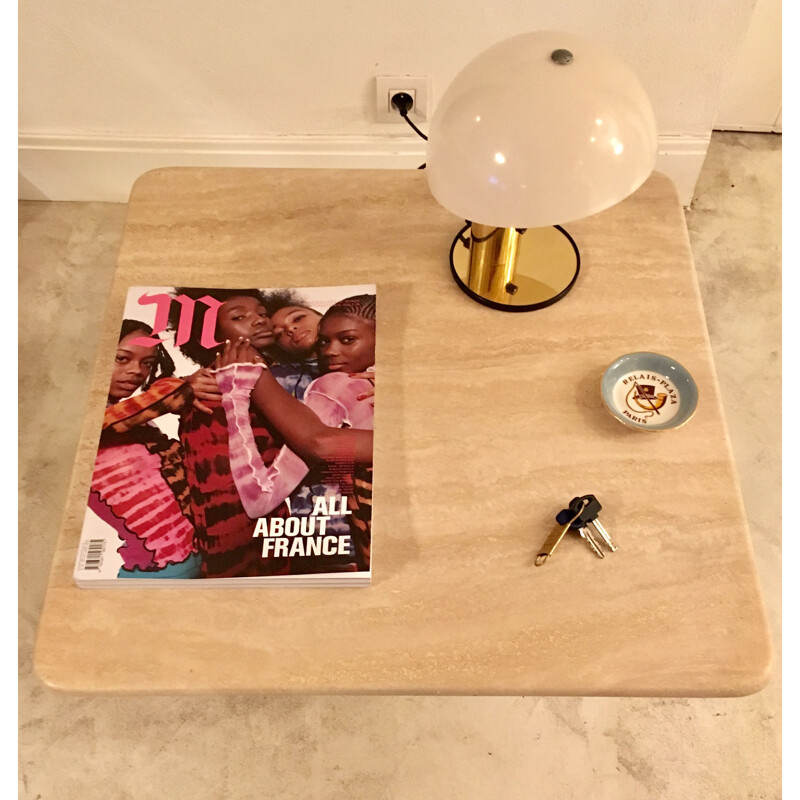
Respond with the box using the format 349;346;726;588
535;494;617;566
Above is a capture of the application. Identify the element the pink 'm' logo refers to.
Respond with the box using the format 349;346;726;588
128;292;224;350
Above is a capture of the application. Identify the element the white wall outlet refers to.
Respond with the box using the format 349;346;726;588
375;76;430;123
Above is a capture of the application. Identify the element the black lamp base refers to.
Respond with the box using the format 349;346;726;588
449;223;581;312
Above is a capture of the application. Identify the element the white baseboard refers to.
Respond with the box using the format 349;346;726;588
653;134;712;207
19;132;710;206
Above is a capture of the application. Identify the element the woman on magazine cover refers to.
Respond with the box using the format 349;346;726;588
261;288;323;400
214;294;376;571
169;288;293;579
263;289;375;406
258;289;365;570
88;320;201;579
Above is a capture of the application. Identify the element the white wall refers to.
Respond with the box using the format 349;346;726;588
715;0;781;132
19;0;757;203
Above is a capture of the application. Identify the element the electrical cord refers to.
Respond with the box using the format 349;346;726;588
391;92;427;169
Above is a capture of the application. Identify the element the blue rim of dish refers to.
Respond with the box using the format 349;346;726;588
600;351;699;432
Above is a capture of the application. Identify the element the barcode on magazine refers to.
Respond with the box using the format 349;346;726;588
81;539;105;571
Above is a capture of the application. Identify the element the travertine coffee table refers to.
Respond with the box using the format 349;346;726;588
34;168;771;695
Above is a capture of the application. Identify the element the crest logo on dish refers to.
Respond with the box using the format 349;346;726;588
614;371;680;425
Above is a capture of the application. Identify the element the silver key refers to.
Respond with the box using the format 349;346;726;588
576;525;605;558
571;494;618;554
589;517;617;552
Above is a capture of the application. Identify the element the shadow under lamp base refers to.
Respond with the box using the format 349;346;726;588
449;223;581;312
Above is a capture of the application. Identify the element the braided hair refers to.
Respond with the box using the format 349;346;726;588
320;294;376;327
118;319;176;388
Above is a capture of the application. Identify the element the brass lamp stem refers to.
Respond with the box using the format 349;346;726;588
467;224;521;302
449;222;580;312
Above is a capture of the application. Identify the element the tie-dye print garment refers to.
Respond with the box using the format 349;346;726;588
89;378;199;576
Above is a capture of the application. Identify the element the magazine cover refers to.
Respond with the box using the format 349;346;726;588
73;284;376;587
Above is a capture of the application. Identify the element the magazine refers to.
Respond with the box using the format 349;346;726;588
73;284;376;587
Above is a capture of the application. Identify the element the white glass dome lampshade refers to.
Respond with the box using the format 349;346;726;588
426;31;658;311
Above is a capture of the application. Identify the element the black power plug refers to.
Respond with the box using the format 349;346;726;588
390;91;428;149
390;90;428;167
390;92;415;117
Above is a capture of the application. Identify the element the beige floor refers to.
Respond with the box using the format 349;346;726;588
19;132;780;799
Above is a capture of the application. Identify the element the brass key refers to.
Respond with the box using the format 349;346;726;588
535;499;588;566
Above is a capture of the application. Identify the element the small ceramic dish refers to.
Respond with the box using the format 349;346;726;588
601;352;698;432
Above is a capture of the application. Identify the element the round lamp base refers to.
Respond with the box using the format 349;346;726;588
449;224;581;312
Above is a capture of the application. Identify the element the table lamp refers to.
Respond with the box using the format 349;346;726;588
426;31;658;311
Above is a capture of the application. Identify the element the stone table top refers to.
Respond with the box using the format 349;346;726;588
34;168;771;695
